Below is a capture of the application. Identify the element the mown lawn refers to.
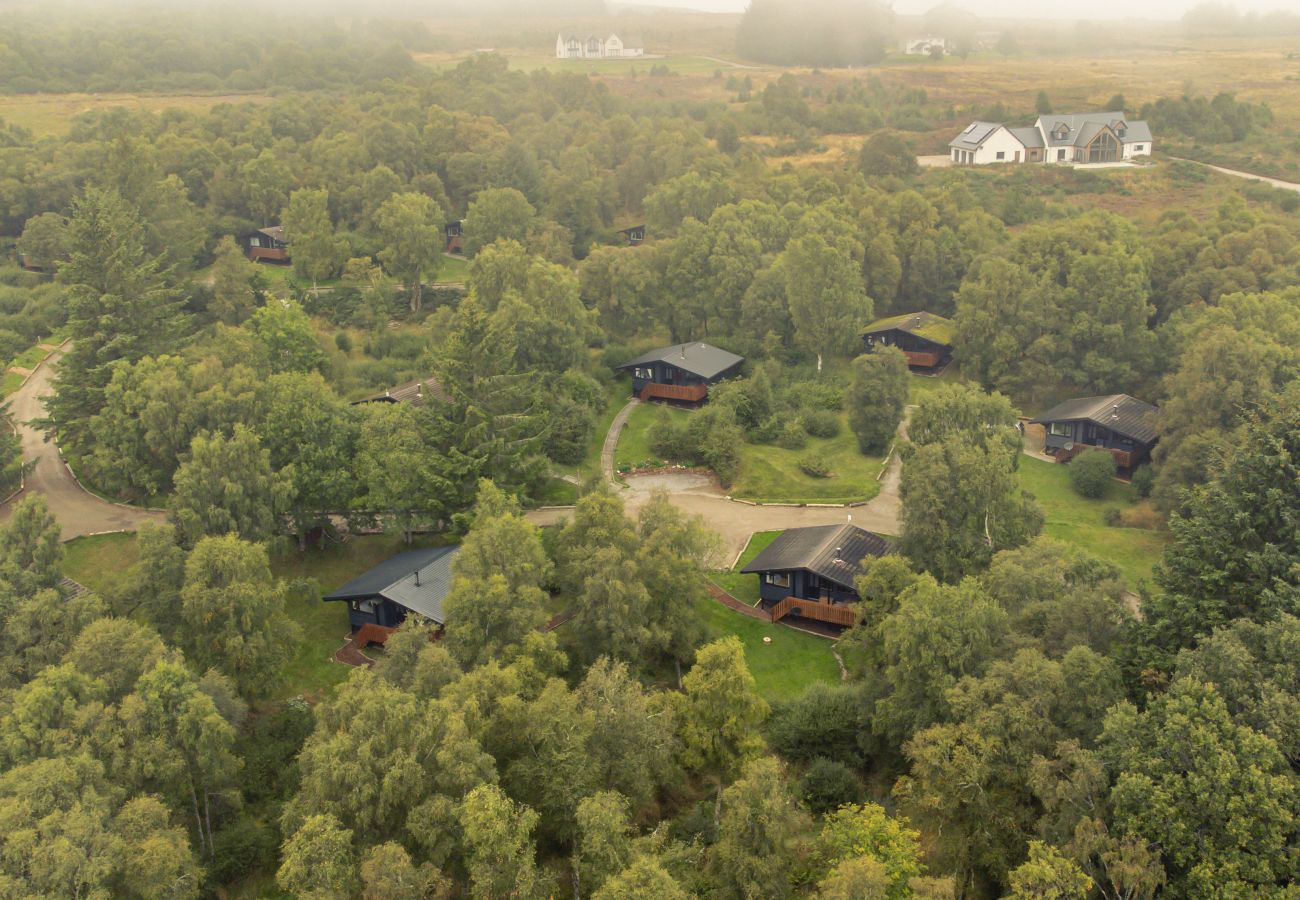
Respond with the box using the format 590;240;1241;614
1016;456;1168;589
907;364;961;401
711;530;781;606
435;254;469;283
616;405;885;504
691;595;841;703
63;531;141;596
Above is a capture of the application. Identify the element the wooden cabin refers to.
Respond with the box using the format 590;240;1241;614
15;252;49;274
617;342;744;404
741;523;891;629
241;226;289;264
743;522;894;629
1030;394;1158;470
352;375;446;408
323;545;459;644
445;220;463;254
617;224;645;245
862;311;954;370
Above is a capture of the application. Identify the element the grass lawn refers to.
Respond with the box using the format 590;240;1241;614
0;91;270;136
616;405;884;504
435;255;469;283
1016;456;1169;590
711;530;781;605
907;364;961;401
10;344;51;370
63;532;141;596
0;372;24;397
691;595;841;703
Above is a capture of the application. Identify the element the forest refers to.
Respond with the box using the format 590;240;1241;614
0;5;1297;899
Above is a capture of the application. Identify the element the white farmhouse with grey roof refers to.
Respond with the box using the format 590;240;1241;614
949;111;1151;166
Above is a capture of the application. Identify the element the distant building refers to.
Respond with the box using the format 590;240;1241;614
617;342;744;405
862;311;954;370
741;523;892;628
949;111;1152;165
445;220;463;255
617;224;645;245
353;375;446;408
323;545;459;643
904;36;946;55
1030;393;1159;470
555;32;644;59
240;225;290;264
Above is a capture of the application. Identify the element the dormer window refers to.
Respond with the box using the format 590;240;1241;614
1052;125;1069;141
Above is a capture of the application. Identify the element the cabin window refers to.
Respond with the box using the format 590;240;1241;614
996;151;1005;160
766;572;790;588
1049;422;1071;437
249;236;262;248
1134;144;1144;151
1057;149;1067;161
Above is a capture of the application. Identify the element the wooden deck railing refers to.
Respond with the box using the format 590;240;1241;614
770;596;858;627
1055;444;1134;469
249;247;289;263
903;350;941;368
354;623;397;647
639;382;707;403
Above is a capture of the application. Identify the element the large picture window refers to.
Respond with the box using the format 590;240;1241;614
766;572;790;588
1049;422;1072;437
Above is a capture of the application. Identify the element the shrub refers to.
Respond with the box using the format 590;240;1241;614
1130;464;1155;498
750;415;784;444
649;415;691;461
798;453;832;478
333;331;352;353
800;757;863;814
767;682;865;765
207;816;280;888
801;408;841;438
1069;449;1117;498
777;420;808;450
786;379;842;411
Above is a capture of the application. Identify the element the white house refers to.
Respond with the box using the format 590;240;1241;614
949;111;1153;165
905;36;946;55
555;33;644;60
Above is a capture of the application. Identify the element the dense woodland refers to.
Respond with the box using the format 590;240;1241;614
0;7;1297;899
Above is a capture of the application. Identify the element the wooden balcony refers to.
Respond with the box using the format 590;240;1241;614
903;350;941;368
354;623;397;647
1055;444;1134;470
639;382;707;403
248;247;289;263
770;596;858;628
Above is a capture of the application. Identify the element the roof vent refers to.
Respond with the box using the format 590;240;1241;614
414;568;421;586
833;546;843;564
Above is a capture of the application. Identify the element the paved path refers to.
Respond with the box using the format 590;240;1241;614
1169;157;1300;193
0;349;167;539
529;405;909;566
601;397;639;484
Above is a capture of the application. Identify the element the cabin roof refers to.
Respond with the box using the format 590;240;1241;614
862;311;955;347
618;343;744;380
258;225;286;242
323;545;459;624
741;524;891;590
948;121;1001;150
1040;112;1152;147
1007;126;1045;149
1029;394;1159;444
353;376;446;407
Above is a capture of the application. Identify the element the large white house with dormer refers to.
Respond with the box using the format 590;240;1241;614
556;32;644;59
948;112;1153;165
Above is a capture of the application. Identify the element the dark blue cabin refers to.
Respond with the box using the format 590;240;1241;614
240;225;289;264
617;224;646;245
617;342;744;404
740;524;891;628
323;545;459;635
1030;393;1158;471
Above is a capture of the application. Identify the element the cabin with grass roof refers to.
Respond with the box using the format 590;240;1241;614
862;311;954;370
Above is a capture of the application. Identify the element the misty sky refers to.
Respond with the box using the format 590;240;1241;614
631;0;1293;21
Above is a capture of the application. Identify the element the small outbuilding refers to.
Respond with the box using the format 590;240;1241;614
617;342;744;404
445;220;463;254
352;375;446;408
323;545;459;642
740;523;891;628
862;311;954;370
1030;393;1158;470
240;225;289;264
617;224;645;245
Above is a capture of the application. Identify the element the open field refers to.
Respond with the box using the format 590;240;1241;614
0;91;270;136
1016;456;1168;590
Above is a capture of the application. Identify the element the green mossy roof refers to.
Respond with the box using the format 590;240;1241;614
862;311;955;347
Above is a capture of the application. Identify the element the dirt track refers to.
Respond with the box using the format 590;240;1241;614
0;349;167;539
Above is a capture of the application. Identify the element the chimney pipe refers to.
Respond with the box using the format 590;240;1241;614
414;569;420;586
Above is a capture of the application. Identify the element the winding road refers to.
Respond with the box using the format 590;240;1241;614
1168;157;1300;193
0;348;166;539
527;399;906;565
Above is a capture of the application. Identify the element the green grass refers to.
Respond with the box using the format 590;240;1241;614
1016;456;1168;589
730;419;885;505
533;477;579;507
710;530;782;606
692;595;841;703
435;255;469;283
614;401;690;470
10;344;50;370
907;364;962;401
0;372;24;397
63;532;141;596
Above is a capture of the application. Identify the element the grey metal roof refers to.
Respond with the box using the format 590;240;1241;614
1029;394;1159;444
741;524;891;591
258;225;286;243
1008;126;1045;149
1041;112;1152;147
353;376;446;407
949;121;1001;150
618;343;745;381
323;545;460;624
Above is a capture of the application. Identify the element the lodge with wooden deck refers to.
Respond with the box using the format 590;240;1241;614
240;225;290;264
1030;393;1158;471
862;311;954;370
322;544;459;645
740;524;891;629
617;342;744;405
